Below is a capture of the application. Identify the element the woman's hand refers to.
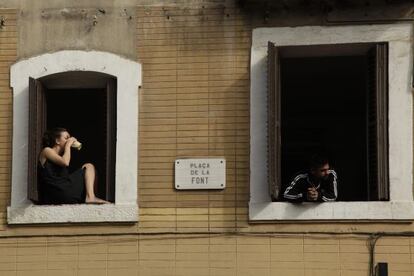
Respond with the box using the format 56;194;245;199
45;137;77;167
65;137;78;148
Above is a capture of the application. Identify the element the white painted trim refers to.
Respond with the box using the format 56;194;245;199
250;202;414;221
8;50;141;224
250;24;414;221
8;204;138;224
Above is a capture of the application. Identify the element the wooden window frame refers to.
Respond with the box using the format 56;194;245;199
267;42;281;201
27;77;46;202
267;42;389;201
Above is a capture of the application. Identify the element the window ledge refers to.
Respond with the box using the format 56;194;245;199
7;204;138;224
249;201;414;221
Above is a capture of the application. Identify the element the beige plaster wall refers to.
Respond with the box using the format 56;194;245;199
0;0;140;60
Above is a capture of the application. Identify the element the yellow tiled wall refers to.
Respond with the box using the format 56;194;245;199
136;5;251;233
0;235;412;276
0;9;17;231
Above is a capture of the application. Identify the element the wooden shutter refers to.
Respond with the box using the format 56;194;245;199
28;77;46;202
267;42;282;201
105;78;117;202
367;43;389;201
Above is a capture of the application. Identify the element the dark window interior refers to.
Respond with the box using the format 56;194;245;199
280;56;368;201
46;89;108;200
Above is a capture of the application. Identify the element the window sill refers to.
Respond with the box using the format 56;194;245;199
7;204;138;224
249;201;414;221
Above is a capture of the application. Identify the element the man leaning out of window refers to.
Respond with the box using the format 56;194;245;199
283;154;337;202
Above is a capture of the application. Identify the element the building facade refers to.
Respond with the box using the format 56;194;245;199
0;0;413;275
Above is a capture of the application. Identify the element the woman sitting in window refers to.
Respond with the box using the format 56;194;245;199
38;127;108;204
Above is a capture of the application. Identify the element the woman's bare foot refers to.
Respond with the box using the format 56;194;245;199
85;196;110;204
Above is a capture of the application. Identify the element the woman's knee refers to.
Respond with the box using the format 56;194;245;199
82;163;95;170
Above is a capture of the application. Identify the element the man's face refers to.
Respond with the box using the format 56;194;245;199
311;163;330;180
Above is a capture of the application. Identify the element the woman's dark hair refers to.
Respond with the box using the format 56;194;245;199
42;128;67;147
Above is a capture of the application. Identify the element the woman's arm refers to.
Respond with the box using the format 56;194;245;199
42;137;76;167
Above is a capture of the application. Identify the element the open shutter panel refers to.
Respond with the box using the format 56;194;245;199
267;42;282;201
105;78;117;202
367;43;389;201
28;77;46;202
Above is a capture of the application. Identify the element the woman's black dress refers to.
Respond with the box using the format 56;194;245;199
38;160;86;204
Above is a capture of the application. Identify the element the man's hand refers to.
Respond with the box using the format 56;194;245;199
307;187;319;201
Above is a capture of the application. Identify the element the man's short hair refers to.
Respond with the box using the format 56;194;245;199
309;154;329;170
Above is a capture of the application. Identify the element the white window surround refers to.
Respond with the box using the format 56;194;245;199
7;50;141;224
250;24;414;221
